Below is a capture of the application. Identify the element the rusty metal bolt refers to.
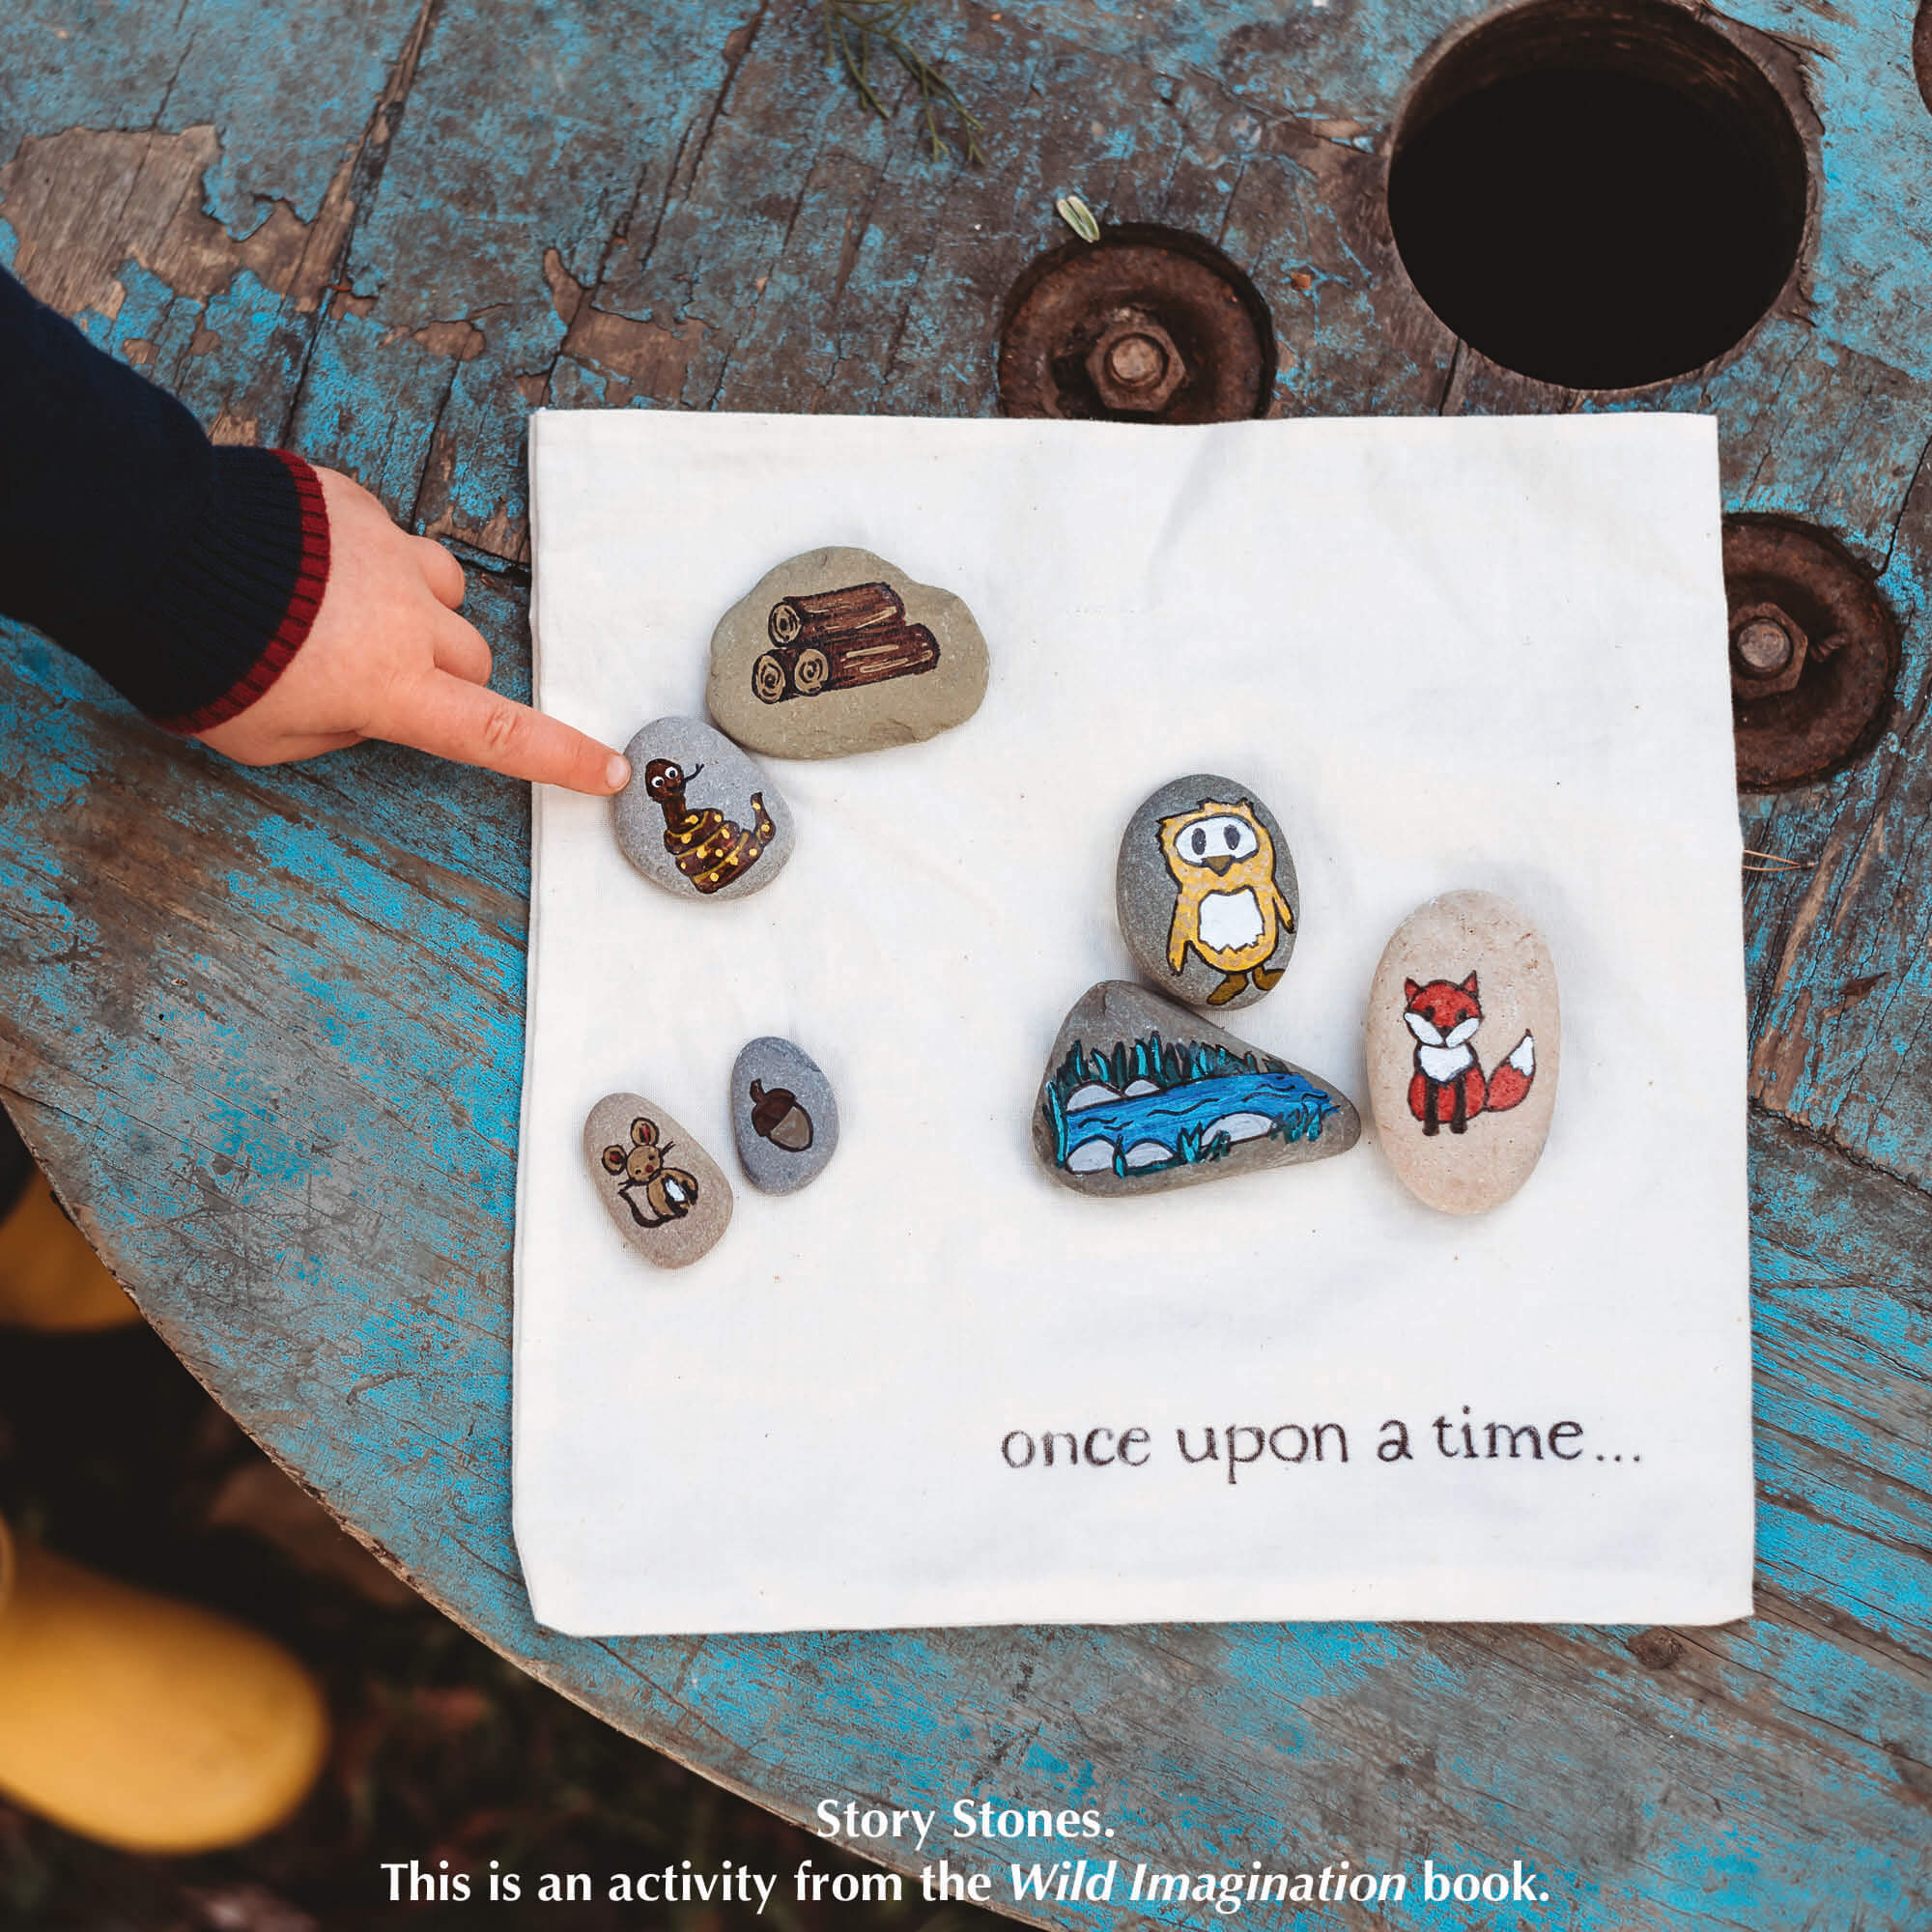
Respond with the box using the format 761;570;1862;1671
1735;619;1793;673
1086;309;1186;413
1724;516;1898;790
999;227;1274;423
1728;599;1807;697
1731;602;1807;691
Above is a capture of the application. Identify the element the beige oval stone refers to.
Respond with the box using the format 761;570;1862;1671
583;1093;732;1267
1365;891;1559;1214
706;546;988;759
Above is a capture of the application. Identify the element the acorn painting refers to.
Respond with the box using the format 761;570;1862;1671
731;1040;838;1194
749;1080;813;1151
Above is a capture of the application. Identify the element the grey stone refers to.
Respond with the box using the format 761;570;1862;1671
1365;891;1560;1215
612;718;793;901
729;1037;839;1194
1116;773;1298;1012
583;1093;733;1266
1033;980;1358;1197
706;546;989;759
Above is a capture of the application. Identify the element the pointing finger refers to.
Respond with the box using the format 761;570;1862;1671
380;670;630;794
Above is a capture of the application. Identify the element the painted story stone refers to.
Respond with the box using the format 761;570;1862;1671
1033;980;1358;1197
1365;890;1560;1215
612;718;794;901
583;1093;732;1267
706;546;989;759
730;1037;838;1194
1117;773;1300;1012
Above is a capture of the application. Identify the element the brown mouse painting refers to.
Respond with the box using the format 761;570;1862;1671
600;1115;699;1227
582;1093;734;1267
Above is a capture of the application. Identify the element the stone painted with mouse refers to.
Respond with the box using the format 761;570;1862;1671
730;1037;838;1194
1034;980;1358;1197
1365;890;1560;1215
583;1093;732;1267
613;717;794;901
706;546;988;758
1117;774;1298;1012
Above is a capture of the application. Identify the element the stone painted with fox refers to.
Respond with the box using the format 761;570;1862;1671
1366;891;1560;1214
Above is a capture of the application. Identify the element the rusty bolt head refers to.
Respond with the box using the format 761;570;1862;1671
1729;599;1807;697
1724;515;1898;790
1086;309;1186;413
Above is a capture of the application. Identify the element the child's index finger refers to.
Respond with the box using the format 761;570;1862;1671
384;669;629;795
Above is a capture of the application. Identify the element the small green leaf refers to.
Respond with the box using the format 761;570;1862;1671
1055;194;1101;243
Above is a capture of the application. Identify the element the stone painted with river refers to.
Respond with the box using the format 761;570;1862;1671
1365;890;1560;1215
583;1092;733;1267
1034;980;1358;1197
612;717;793;901
1116;773;1299;1012
706;546;989;759
730;1037;838;1194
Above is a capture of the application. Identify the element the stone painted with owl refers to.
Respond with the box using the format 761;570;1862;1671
1116;773;1300;1012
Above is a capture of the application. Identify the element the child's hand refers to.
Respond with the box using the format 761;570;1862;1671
198;466;629;795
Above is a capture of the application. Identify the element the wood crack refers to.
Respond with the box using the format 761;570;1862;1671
1748;1094;1932;1209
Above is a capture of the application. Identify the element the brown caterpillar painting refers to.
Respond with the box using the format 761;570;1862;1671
643;758;776;895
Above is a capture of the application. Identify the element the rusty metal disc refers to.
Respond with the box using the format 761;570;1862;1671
998;225;1275;423
1724;516;1897;789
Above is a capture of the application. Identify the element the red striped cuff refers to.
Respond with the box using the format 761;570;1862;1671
156;450;331;735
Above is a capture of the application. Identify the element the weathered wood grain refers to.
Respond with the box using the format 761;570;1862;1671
3;0;1930;1922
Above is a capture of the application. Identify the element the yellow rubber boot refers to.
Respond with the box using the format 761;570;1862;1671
0;1515;330;1851
0;1171;140;1331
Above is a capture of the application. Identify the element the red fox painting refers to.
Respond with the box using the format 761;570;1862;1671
1402;973;1535;1137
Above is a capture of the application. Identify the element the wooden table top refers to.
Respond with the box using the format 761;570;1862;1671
1;2;1925;1922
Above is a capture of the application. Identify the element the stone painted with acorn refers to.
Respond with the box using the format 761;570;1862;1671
706;546;988;759
1116;774;1299;1012
1365;891;1560;1215
583;1092;732;1266
730;1037;838;1194
612;717;793;901
1034;980;1358;1198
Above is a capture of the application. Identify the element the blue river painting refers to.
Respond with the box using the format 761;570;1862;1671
1042;1030;1341;1179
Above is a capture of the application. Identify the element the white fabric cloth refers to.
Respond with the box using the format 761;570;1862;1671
517;410;1751;1634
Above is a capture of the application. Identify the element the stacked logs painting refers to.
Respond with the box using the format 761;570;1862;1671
753;580;940;703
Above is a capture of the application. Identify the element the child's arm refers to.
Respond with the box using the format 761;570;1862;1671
0;268;626;795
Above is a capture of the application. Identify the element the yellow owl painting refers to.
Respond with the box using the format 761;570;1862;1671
1158;798;1295;1006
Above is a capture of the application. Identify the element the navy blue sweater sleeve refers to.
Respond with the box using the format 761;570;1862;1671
0;266;328;730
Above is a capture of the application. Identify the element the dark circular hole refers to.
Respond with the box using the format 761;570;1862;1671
997;223;1277;423
1916;1;1932;117
1388;0;1808;390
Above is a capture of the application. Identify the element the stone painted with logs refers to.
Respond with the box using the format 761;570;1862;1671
706;546;989;758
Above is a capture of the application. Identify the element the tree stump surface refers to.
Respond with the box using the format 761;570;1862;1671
1;2;1925;1923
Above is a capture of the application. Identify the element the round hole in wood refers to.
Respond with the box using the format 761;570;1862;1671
998;224;1276;423
1388;0;1808;390
1916;1;1932;117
